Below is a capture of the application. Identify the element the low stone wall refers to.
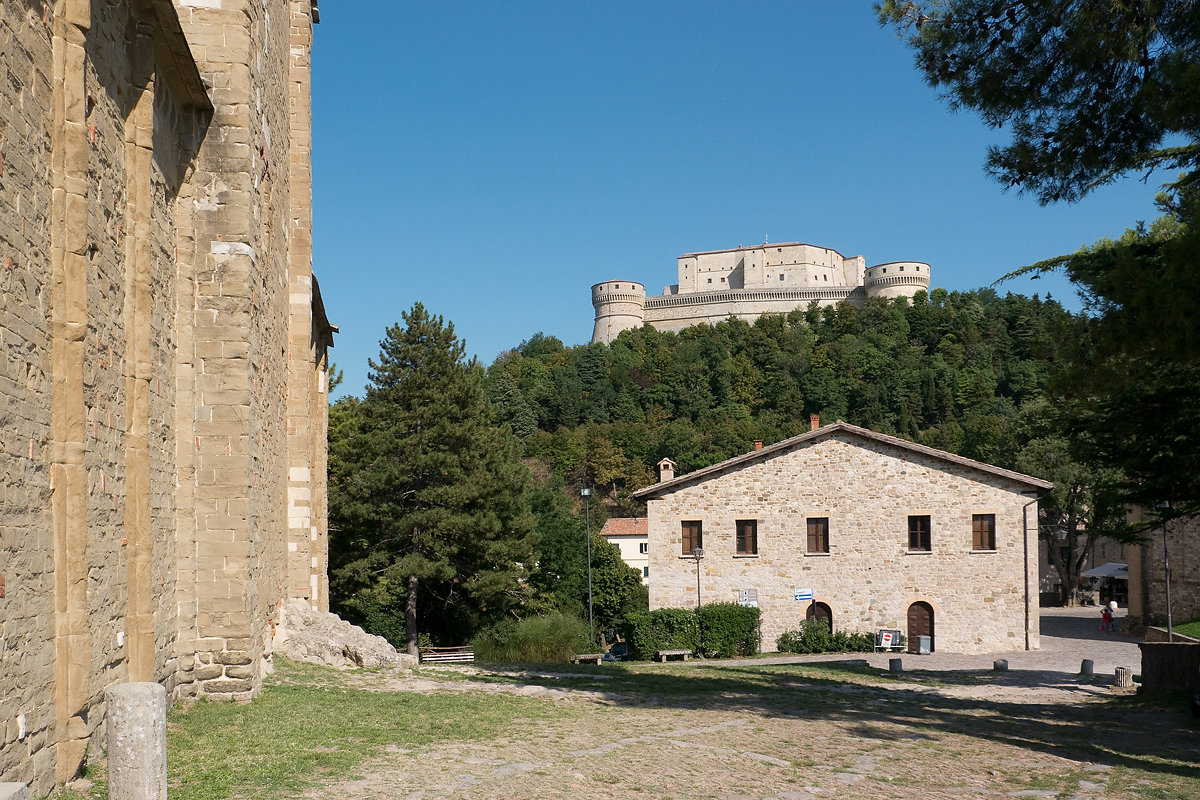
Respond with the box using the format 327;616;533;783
1144;627;1200;643
1138;642;1200;693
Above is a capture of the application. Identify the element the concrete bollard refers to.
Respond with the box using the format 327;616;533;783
993;659;1008;671
1080;659;1094;676
889;658;903;673
0;783;29;800
107;682;167;800
1115;666;1134;688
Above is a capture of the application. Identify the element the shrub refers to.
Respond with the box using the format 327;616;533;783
697;602;761;658
621;608;698;660
472;613;588;663
775;619;879;654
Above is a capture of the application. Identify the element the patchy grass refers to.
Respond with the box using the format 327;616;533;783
1171;618;1200;639
164;659;572;800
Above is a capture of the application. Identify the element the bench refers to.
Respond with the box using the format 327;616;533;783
656;648;692;662
570;653;605;664
419;645;475;664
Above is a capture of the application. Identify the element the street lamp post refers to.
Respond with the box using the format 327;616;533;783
692;547;704;656
581;488;594;645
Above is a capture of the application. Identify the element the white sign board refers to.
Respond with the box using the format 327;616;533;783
793;588;813;602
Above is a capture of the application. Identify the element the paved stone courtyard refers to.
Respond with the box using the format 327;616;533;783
303;607;1194;800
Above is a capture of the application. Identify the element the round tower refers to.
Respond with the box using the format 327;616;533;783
864;261;931;301
591;280;646;344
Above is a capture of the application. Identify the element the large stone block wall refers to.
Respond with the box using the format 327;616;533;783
0;1;57;788
0;1;328;793
646;431;1041;654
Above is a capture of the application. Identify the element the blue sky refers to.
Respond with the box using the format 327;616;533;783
313;2;1168;399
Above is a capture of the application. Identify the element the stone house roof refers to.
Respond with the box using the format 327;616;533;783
633;421;1054;500
599;517;648;537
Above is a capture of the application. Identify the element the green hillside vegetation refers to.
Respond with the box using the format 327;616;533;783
490;289;1072;514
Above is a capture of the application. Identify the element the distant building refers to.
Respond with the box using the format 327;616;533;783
1123;511;1200;630
592;241;931;344
632;419;1051;654
599;517;649;584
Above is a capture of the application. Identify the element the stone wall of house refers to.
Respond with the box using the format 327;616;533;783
0;1;327;794
646;431;1042;654
1127;512;1200;629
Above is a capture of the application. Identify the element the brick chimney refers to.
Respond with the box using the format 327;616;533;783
657;457;676;482
810;413;820;431
753;439;763;451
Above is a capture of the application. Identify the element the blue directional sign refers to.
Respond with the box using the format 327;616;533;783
793;588;813;602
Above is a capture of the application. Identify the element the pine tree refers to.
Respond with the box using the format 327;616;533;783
329;303;533;654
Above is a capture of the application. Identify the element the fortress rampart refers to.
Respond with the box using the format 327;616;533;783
592;242;930;343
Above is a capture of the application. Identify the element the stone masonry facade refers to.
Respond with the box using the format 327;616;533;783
634;422;1052;655
0;1;331;794
1124;510;1200;630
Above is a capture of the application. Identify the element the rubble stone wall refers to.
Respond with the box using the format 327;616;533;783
646;431;1041;655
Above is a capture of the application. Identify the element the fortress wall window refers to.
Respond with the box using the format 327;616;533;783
899;266;905;271
736;519;758;555
908;515;932;552
779;274;784;281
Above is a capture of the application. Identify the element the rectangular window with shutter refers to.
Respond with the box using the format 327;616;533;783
736;519;758;555
806;517;829;553
972;514;996;551
681;520;702;555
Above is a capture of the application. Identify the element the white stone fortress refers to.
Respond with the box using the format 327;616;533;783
591;242;931;344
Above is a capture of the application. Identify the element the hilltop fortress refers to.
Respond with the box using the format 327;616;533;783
591;242;931;344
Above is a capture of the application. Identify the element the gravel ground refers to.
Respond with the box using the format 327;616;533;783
302;607;1197;800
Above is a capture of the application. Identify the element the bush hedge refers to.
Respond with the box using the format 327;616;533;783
697;602;761;658
775;619;878;654
473;612;589;662
621;604;761;660
621;608;698;659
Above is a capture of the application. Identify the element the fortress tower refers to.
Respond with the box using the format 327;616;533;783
591;280;647;344
591;242;931;344
864;261;932;300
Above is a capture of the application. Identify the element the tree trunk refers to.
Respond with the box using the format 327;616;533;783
406;573;419;658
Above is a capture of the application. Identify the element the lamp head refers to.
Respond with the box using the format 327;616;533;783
693;547;704;558
581;488;591;498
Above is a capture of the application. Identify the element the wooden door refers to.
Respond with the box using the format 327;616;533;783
907;602;934;653
806;602;833;632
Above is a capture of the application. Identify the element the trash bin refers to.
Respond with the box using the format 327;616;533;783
917;635;931;655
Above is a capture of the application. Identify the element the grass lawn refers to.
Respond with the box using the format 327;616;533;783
55;657;1200;800
1171;618;1200;639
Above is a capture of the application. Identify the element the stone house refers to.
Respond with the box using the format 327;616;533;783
0;1;329;793
632;421;1052;655
599;517;649;584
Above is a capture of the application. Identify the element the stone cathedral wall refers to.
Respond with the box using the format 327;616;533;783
0;1;329;794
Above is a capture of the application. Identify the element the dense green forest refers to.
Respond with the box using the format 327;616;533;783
486;289;1074;515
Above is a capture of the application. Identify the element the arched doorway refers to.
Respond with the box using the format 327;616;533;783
806;602;833;632
907;602;934;653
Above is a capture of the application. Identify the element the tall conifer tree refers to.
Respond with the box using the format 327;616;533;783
330;304;533;653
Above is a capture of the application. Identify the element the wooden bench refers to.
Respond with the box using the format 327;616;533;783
570;653;605;664
656;648;692;662
419;645;475;664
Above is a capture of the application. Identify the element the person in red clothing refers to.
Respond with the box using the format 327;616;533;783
1101;607;1113;633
